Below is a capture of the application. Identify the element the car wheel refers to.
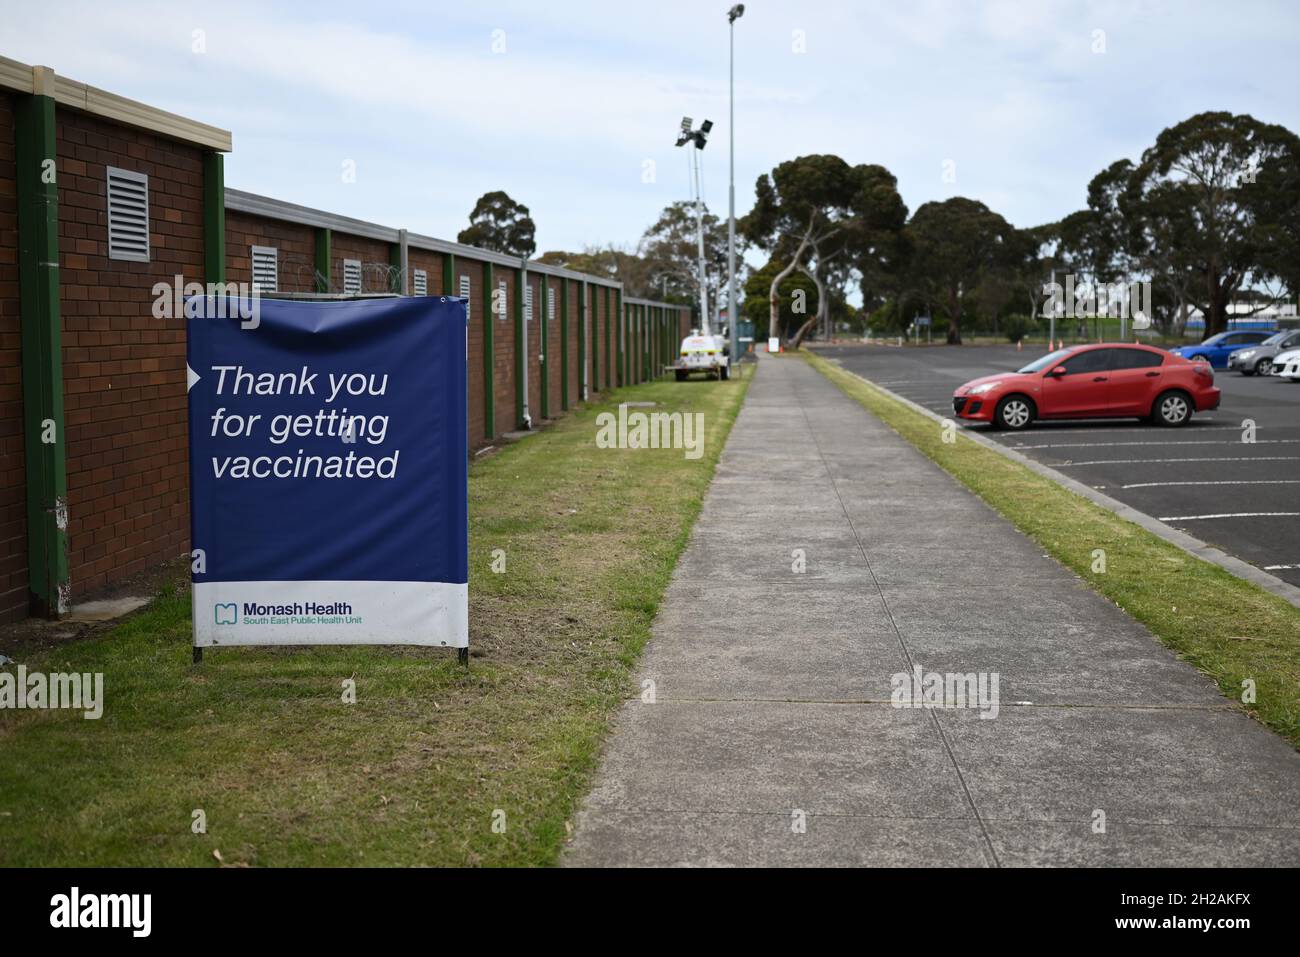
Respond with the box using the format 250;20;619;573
1153;390;1192;427
1190;354;1210;364
675;370;687;381
1254;358;1272;376
994;395;1035;431
720;365;730;381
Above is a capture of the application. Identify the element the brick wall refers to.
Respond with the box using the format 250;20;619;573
0;92;24;620
332;233;391;294
226;211;315;292
56;110;203;597
1;93;690;618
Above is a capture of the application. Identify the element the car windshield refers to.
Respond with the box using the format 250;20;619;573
1260;332;1286;346
1017;348;1074;374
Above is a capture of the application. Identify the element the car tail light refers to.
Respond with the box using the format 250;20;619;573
1193;363;1213;381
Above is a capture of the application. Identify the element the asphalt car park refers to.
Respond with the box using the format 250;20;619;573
821;341;1300;587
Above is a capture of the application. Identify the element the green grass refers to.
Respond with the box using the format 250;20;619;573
0;367;750;866
805;351;1300;748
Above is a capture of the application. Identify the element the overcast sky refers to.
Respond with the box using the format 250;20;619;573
5;0;1299;257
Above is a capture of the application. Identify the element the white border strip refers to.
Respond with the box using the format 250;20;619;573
193;580;468;648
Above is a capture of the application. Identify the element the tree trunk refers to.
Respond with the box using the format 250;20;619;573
945;290;962;344
768;224;814;342
1203;273;1230;341
796;260;828;349
789;315;819;350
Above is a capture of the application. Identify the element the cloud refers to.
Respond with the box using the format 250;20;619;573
5;0;1298;252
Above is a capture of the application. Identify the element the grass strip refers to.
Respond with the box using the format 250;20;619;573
805;351;1300;748
0;367;750;866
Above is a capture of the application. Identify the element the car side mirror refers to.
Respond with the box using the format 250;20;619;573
1047;366;1067;377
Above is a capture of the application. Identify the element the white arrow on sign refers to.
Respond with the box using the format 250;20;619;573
187;364;201;392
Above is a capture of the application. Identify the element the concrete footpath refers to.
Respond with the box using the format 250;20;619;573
564;354;1300;867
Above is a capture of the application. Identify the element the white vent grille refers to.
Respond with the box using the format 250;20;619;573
547;287;556;322
250;245;278;292
412;268;427;296
497;279;507;320
459;275;471;304
524;285;533;322
106;166;149;262
343;259;362;294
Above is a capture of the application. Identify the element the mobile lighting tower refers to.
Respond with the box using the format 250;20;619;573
676;116;712;334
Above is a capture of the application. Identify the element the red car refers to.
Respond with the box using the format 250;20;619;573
952;343;1220;430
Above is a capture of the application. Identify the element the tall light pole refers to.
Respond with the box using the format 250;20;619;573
676;117;713;334
727;4;744;363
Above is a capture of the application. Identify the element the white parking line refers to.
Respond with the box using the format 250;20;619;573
1012;439;1300;450
1012;425;1241;436
1057;456;1300;466
1158;512;1300;521
1122;479;1300;489
1265;564;1300;570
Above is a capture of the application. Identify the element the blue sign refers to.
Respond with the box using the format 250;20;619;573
187;295;468;648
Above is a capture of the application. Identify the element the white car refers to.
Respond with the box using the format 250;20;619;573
1272;347;1300;381
672;333;731;380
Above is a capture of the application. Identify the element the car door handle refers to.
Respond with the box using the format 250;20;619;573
1145;371;1160;377
1092;376;1108;382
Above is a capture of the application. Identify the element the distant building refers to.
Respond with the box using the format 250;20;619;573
1184;301;1297;330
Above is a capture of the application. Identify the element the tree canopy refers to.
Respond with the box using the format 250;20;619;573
458;190;537;258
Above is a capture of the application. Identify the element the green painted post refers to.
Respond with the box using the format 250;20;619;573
578;281;588;399
16;86;69;616
659;308;665;369
613;289;622;386
651;306;657;376
650;306;657;378
388;242;402;294
560;279;570;411
585;280;595;392
514;268;525;427
314;227;331;293
443;252;455;297
202;153;225;284
539;278;550;420
482;261;494;440
610;289;617;387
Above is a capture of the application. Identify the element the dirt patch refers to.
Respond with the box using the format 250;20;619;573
0;555;188;661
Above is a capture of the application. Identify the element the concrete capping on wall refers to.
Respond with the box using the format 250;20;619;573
227;188;687;309
0;55;232;152
226;189;399;243
624;296;689;310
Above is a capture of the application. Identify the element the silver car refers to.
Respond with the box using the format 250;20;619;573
1227;329;1300;375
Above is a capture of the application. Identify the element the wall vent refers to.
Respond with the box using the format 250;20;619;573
106;166;150;262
